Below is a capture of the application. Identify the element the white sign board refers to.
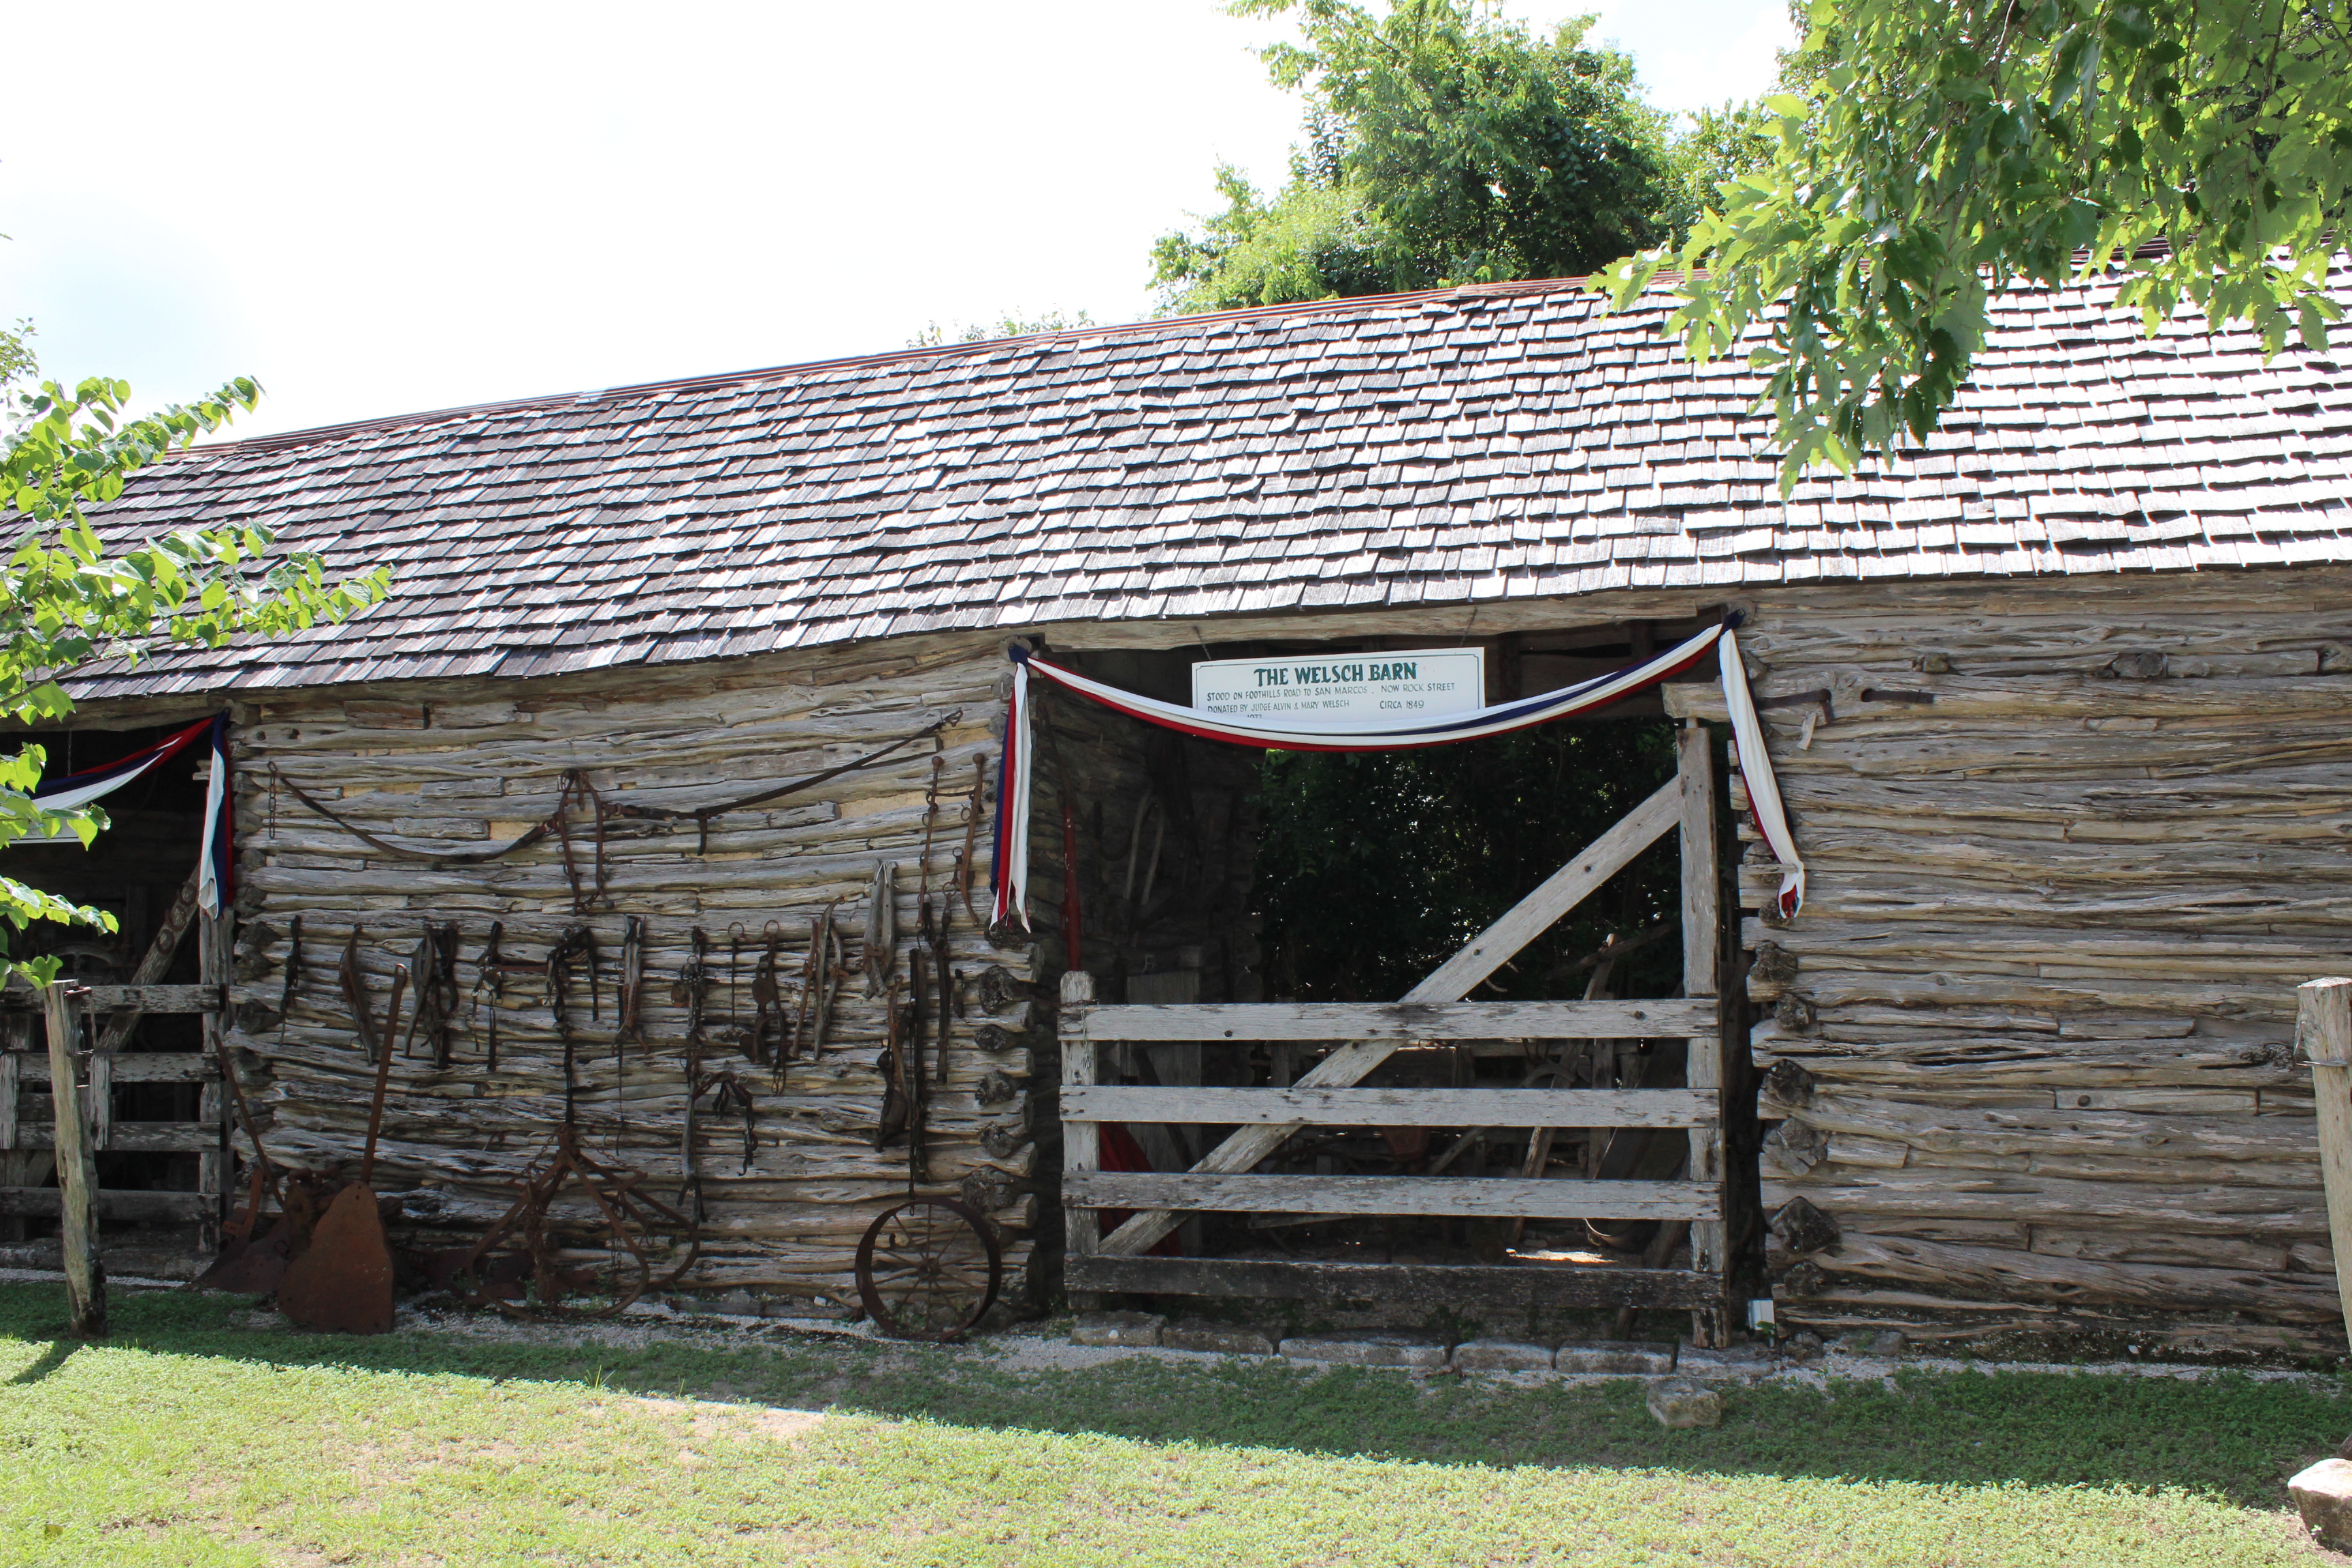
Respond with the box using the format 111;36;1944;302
1190;647;1486;728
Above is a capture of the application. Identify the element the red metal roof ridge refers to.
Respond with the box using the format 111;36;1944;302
180;273;1646;459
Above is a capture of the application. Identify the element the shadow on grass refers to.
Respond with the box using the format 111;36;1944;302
6;1281;2346;1509
7;1337;78;1384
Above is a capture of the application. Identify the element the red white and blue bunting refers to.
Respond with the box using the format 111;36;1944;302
990;622;1802;930
31;714;235;916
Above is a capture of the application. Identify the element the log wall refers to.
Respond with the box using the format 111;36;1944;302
1669;570;2352;1353
220;632;1043;1308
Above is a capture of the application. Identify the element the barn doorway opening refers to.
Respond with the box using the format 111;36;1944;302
1;721;214;1248
1038;620;1729;1308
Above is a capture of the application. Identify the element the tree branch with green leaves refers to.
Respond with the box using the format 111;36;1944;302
1601;0;2352;488
0;364;389;981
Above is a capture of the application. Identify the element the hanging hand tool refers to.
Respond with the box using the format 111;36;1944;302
875;972;909;1152
616;915;647;1051
749;921;784;1066
338;927;380;1064
474;921;508;1072
546;925;599;1128
727;921;749;1034
277;914;304;1045
863;860;896;995
693;1068;760;1174
805;904;845;1066
407;921;461;1067
670;928;713;1222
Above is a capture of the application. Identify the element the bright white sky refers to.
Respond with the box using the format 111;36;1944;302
2;1;1791;440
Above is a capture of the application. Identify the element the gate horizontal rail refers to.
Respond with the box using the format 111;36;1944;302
1060;1085;1717;1128
1065;1171;1720;1222
1072;998;1713;1043
0;983;217;1014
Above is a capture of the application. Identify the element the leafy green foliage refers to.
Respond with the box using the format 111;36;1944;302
0;372;389;981
1151;161;1390;312
905;309;1098;348
1252;721;1680;1001
1155;1;1676;312
1602;0;2352;487
0;318;35;391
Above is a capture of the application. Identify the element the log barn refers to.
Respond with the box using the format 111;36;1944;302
6;263;2351;1354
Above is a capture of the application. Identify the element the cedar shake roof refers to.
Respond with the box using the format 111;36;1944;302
75;269;2352;698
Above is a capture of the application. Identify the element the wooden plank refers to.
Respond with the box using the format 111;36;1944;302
1678;722;1727;1298
1066;1254;1722;1310
2300;976;2352;1345
1096;777;1688;1258
5;1121;233;1154
1060;1085;1719;1128
1078;998;1716;1043
199;909;229;1245
0;1054;14;1150
1067;1172;1720;1221
1060;971;1100;1302
1679;723;1720;1003
0;1188;215;1223
5;1052;215;1084
0;984;216;1015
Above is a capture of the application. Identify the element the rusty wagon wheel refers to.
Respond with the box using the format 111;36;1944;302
855;1197;1002;1341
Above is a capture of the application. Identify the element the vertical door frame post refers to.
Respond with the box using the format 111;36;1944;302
1677;721;1727;1347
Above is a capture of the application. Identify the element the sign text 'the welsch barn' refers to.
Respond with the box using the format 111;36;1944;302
1188;647;1486;725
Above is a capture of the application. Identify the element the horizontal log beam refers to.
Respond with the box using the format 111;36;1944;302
0;984;217;1014
1065;1171;1720;1221
1066;1254;1722;1309
5;1053;216;1083
1075;999;1716;1043
1060;1085;1718;1128
0;1188;212;1222
6;1121;221;1154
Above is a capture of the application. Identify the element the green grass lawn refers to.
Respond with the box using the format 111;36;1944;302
1;1284;2348;1566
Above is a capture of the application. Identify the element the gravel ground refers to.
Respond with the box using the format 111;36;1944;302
6;1262;2337;1393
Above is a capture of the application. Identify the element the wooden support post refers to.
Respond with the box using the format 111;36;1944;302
2299;977;2352;1348
1060;970;1102;1309
42;983;103;1335
1678;721;1727;1348
198;909;229;1250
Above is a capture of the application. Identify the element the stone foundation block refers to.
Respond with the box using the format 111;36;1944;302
1556;1342;1677;1375
1072;1311;1164;1348
1164;1320;1279;1356
1279;1332;1450;1369
1451;1339;1554;1372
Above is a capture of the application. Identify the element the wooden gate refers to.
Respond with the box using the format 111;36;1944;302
0;913;230;1250
1058;725;1733;1334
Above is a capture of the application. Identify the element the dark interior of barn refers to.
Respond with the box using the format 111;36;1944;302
1;724;211;1243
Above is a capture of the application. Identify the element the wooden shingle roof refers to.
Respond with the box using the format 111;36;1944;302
78;270;2352;698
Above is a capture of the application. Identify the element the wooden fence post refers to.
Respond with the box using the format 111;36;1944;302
41;981;104;1336
1060;970;1101;1311
2300;977;2352;1348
